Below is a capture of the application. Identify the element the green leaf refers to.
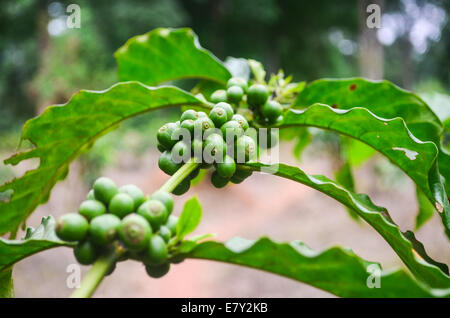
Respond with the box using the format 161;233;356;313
415;186;435;230
115;28;231;86
280;104;450;237
0;83;206;235
188;237;450;298
0;269;14;298
0;216;71;272
294;77;450;198
176;196;202;240
244;162;450;289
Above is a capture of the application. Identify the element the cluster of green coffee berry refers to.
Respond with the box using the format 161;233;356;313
55;177;179;278
211;77;284;125
157;102;255;190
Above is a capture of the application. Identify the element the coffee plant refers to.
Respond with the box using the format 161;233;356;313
0;28;449;298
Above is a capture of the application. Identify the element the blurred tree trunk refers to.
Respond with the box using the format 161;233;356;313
399;37;413;89
358;0;384;80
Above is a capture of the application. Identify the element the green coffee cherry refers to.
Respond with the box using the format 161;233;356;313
89;214;121;246
194;117;215;134
146;235;168;265
157;122;178;149
56;213;89;242
235;135;257;162
86;189;95;200
247;84;269;107
172;178;190;196
209;107;228;128
74;241;98;265
231;114;249;130
109;193;135;218
150;190;174;214
79;200;106;220
158;225;172;243
138;200;168;230
204;133;227;160
216;155;236;178
215;102;234;120
118;213;152;251
145;263;170;278
93;177;118;205
180;119;195;136
180;109;198;122
171;141;190;163
261;100;282;122
119;184;146;210
158;151;182;176
220;120;244;143
210;90;227;103
211;171;229;188
226;77;248;93
227;86;244;104
165;215;178;235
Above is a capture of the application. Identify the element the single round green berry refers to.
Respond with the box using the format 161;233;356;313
211;170;229;188
210;90;227;103
79;200;106;220
89;214;121;246
180;119;195;137
258;128;279;149
171;141;190;163
109;193;135;218
119;184;146;210
209;107;228;128
172;178;190;196
165;215;178;235
158;225;172;243
235;135;257;162
215;102;234;120
220;120;244;142
231;114;249;130
56;213;89;242
150;190;174;214
216;155;236;178
86;189;95;200
93;177;118;205
157;122;178;149
118;213;152;251
247;84;269;107
138;200;168;230
204;133;227;161
261;100;282;122
226;77;248;93
194;117;215;135
227;86;244;104
145;263;170;278
158;151;182;176
180;109;198;122
74;241;98;265
146;235;168;265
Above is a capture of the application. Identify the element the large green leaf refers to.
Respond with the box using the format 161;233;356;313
294;78;450;197
280;104;450;237
244;162;450;289
115;28;231;86
176;196;202;240
0;216;71;272
188;237;450;298
0;83;207;235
